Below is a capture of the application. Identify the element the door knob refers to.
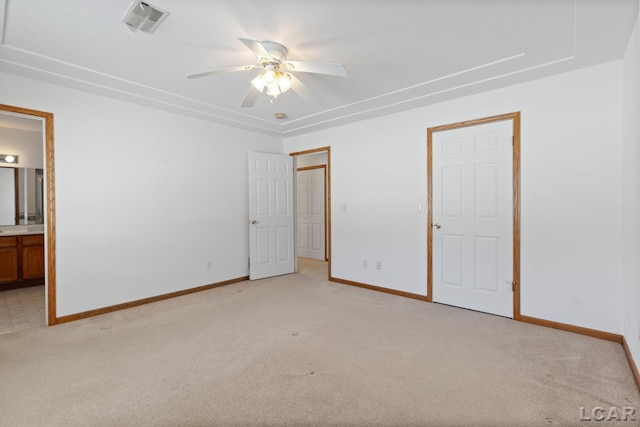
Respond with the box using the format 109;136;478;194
250;220;258;225
433;223;441;229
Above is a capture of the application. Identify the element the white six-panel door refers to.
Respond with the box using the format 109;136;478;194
432;119;513;317
248;152;294;280
297;167;325;260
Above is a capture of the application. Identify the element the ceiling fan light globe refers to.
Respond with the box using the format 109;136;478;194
266;84;281;97
251;75;266;91
263;69;277;84
278;73;292;92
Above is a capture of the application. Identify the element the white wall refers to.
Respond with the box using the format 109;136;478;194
0;72;283;316
0;126;43;169
285;61;625;334
623;14;640;363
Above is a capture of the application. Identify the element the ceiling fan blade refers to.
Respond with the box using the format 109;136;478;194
238;38;273;60
240;84;263;108
283;61;347;77
289;74;324;105
186;65;258;79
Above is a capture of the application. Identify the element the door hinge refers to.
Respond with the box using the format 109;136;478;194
512;136;514;146
507;280;516;291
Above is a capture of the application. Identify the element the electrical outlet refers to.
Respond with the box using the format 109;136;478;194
206;260;212;269
362;260;367;268
376;261;382;270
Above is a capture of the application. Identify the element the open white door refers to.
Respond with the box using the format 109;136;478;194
248;152;294;280
432;119;513;317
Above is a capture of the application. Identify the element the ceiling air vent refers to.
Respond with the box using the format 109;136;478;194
122;1;169;34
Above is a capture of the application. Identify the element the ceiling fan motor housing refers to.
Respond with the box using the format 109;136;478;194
260;41;288;63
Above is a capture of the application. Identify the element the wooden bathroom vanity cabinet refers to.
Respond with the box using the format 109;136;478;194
0;234;45;290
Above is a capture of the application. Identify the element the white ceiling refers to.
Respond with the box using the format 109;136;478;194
0;0;637;137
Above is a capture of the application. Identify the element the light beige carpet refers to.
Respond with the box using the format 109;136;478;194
0;258;638;426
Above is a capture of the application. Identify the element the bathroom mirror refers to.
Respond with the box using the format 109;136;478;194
0;167;44;226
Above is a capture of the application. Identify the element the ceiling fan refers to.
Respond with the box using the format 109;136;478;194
186;38;347;108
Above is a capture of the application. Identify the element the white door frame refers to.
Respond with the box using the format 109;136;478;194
427;112;521;319
289;146;332;279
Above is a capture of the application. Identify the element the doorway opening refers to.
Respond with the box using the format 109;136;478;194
289;147;331;279
296;164;326;261
427;112;520;319
0;104;56;328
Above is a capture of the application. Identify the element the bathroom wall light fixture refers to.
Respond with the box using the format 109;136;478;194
0;154;19;164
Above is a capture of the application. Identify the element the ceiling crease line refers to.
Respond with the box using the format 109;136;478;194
571;0;578;56
0;0;8;45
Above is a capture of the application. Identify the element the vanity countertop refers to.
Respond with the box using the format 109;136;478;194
0;229;44;236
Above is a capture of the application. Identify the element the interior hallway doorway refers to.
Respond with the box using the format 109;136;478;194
289;147;331;279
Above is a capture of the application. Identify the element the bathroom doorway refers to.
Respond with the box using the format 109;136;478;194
0;104;56;331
